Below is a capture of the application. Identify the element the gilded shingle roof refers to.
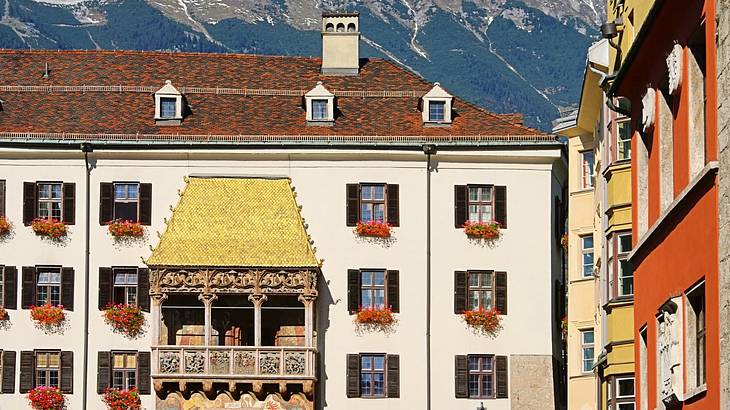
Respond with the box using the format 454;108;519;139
0;50;543;138
146;177;319;268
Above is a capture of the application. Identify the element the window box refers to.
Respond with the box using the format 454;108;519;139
462;221;501;240
102;388;141;410
0;216;11;236
30;303;65;328
103;304;145;338
31;218;67;239
107;220;144;238
560;233;568;251
0;305;7;322
355;306;396;333
27;386;66;410
355;221;392;238
462;308;502;337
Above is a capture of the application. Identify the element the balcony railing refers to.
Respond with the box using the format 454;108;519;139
152;346;316;380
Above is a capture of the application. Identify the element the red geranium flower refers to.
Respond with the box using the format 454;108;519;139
462;307;502;336
30;303;65;327
103;303;145;338
27;386;65;410
106;220;144;238
31;218;67;239
355;221;392;238
102;388;141;410
463;221;501;240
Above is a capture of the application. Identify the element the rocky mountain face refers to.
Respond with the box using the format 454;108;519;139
0;0;605;130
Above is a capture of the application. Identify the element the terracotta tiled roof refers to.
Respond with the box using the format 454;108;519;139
0;50;543;139
146;177;319;268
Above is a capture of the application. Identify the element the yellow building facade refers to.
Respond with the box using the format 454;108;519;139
555;33;635;409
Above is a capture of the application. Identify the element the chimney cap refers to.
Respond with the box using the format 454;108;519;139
322;11;360;18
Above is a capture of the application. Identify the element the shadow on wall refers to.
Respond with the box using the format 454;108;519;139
317;272;335;410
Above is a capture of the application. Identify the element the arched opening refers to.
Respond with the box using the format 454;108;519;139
347;23;356;32
325;23;334;32
336;23;345;32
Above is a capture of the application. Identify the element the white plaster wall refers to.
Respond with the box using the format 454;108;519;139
0;147;563;410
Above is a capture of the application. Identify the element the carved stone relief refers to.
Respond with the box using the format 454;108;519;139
642;88;656;133
666;43;683;95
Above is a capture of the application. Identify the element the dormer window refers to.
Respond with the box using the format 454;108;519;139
422;82;453;125
305;81;335;125
154;80;183;125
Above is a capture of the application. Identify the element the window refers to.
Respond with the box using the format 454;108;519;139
359;184;386;223
468;355;494;399
686;283;706;389
581;329;594;373
113;269;138;305
581;151;595;189
311;99;329;121
616;119;632;161
581;235;594;278
0;179;5;217
112;353;137;390
113;183;140;221
0;267;3;307
35;352;60;388
159;97;177;119
467;186;494;223
361;271;385;309
608;232;633;299
37;183;62;220
429;101;445;122
360;355;385;397
468;271;493;310
607;375;636;410
36;267;61;306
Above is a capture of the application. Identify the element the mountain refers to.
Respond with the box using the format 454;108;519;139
0;0;604;130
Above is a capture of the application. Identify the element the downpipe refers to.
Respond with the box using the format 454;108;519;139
423;144;436;410
81;143;93;409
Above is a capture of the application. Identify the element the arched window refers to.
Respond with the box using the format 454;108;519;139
336;23;345;32
347;23;356;32
325;23;334;32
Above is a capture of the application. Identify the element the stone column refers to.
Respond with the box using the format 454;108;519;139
298;293;317;347
199;293;217;346
150;293;168;374
248;294;267;346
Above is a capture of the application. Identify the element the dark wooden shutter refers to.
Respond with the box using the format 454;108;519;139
495;185;507;228
22;182;36;225
137;268;150;312
387;354;400;398
99;182;114;224
60;351;73;393
387;270;399;313
346;354;360;398
386;184;399;227
346;184;360;227
1;350;16;393
347;269;360;314
454;271;467;314
61;267;74;311
3;266;17;310
19;351;33;393
496;355;508;398
454;185;467;228
495;271;507;315
454;355;468;398
98;268;112;310
139;183;152;225
96;351;110;393
62;183;75;225
0;180;5;217
21;266;36;308
137;351;151;394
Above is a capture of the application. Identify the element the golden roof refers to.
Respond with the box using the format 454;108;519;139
146;177;319;268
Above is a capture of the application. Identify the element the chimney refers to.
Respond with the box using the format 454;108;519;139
321;12;360;75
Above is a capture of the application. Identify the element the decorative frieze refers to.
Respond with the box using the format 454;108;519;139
149;268;318;296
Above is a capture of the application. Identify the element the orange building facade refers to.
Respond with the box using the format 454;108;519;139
606;0;720;409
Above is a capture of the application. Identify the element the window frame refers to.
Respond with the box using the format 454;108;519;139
428;100;446;122
359;353;386;398
607;374;636;410
36;182;63;220
112;267;139;306
467;354;495;399
580;235;594;278
111;351;138;391
466;184;495;224
580;150;595;189
358;183;387;224
159;97;178;119
607;231;633;300
467;271;494;311
360;270;387;310
112;182;141;222
580;329;595;374
35;350;61;388
35;266;62;307
311;99;329;121
686;282;706;389
0;179;6;217
0;265;4;307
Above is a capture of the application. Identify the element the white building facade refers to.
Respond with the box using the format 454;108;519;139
0;13;566;410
